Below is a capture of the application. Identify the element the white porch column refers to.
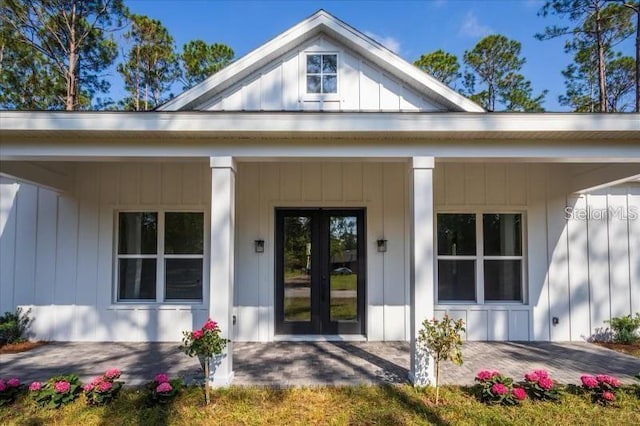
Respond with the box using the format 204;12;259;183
209;156;236;386
409;156;435;386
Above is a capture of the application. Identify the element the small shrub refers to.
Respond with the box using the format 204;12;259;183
148;373;182;405
29;374;82;408
0;308;31;345
522;369;560;401
606;313;640;344
180;318;229;405
0;377;23;406
83;368;124;405
475;370;526;405
417;315;465;405
580;374;620;405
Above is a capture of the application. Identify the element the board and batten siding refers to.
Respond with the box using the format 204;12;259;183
234;161;411;341
0;163;211;342
199;34;441;112
433;163;640;342
1;162;638;343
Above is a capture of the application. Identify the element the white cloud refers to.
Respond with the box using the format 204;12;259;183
364;30;402;54
458;11;493;38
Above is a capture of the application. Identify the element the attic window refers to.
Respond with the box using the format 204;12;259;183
306;54;337;94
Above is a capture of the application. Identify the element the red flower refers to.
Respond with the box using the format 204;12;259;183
596;374;620;388
602;391;615;402
53;381;70;394
192;329;204;340
203;319;218;331
538;377;554;390
155;373;169;384
104;368;121;380
512;387;527;400
532;369;549;379
491;383;509;396
581;375;598;389
156;382;172;393
97;381;113;393
476;370;499;381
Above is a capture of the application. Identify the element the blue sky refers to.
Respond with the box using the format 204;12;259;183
116;0;635;111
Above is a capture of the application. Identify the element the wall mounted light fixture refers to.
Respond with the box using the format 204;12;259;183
254;239;265;253
377;239;387;253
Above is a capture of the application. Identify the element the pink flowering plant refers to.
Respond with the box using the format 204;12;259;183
0;377;23;406
522;369;560;401
148;373;183;405
29;374;82;408
180;318;229;405
83;368;124;405
474;370;525;405
580;374;621;405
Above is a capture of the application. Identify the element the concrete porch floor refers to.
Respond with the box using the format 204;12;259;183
2;341;638;387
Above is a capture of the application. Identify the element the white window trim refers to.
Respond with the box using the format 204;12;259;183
113;208;208;306
435;209;528;306
298;50;341;102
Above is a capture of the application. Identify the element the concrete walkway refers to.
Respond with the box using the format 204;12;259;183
1;341;638;387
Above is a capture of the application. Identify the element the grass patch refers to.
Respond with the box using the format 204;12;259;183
284;297;357;321
330;274;357;291
1;384;639;425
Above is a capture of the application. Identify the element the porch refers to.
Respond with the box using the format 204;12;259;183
3;341;639;387
1;155;640;387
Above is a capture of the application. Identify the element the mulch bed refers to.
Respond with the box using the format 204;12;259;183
0;341;48;354
593;342;640;358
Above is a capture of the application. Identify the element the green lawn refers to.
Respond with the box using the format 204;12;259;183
330;274;357;291
1;385;639;425
284;297;357;321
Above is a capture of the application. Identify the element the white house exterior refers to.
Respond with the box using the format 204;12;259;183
1;11;639;386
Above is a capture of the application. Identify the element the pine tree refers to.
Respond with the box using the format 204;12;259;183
1;0;126;110
181;40;234;89
117;14;180;110
463;34;547;111
537;0;633;112
413;49;461;88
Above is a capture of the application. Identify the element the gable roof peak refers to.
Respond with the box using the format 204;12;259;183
157;10;484;112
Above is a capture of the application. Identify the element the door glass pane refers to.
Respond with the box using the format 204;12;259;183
165;212;203;254
437;214;476;255
329;216;358;321
165;259;203;300
283;216;312;322
118;259;156;300
484;260;522;301
483;214;522;256
437;259;476;301
118;212;157;254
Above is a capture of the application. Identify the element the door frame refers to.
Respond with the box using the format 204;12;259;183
274;207;366;335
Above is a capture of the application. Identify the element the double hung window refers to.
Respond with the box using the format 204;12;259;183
116;211;204;302
437;213;524;303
